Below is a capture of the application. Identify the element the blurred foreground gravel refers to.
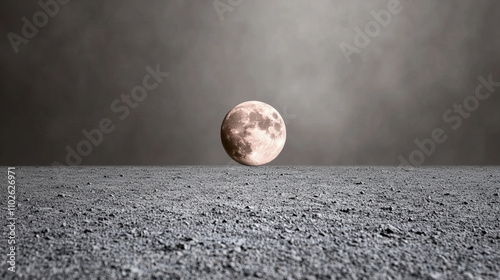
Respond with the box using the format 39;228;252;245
1;166;500;279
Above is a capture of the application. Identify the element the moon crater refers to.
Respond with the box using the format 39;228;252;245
221;101;286;166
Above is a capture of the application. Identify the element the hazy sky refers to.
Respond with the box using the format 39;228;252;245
1;0;499;165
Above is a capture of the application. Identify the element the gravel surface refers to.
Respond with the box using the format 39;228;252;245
2;166;500;279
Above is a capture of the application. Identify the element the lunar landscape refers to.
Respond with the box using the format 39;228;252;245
2;166;499;279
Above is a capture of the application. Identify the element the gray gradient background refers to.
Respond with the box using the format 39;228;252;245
1;0;499;165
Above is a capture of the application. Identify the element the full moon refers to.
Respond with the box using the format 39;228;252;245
221;101;286;166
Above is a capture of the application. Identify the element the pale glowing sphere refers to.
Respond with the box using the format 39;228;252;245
221;101;286;166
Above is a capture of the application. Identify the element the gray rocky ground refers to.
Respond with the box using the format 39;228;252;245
1;166;499;279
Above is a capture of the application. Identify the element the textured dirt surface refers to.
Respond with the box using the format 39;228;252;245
2;166;500;279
